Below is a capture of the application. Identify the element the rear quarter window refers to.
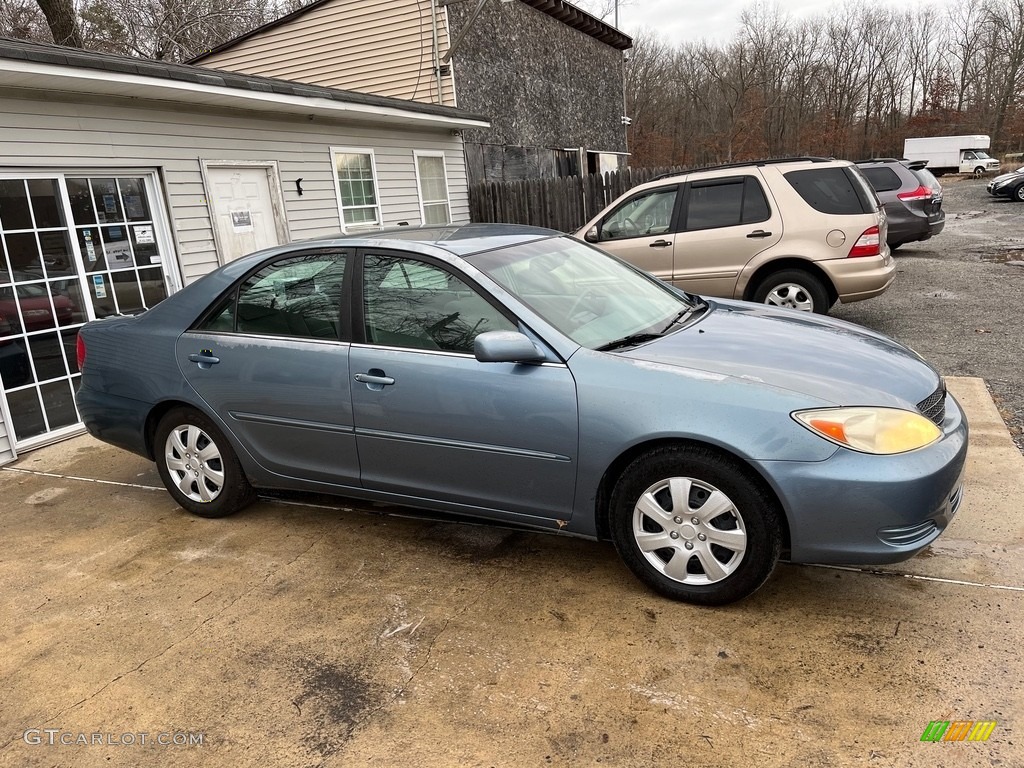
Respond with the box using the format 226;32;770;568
859;166;902;193
783;167;875;215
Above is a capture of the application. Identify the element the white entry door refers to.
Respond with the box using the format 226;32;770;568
205;164;287;263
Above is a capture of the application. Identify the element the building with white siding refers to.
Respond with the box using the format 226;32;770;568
0;37;489;463
193;0;633;183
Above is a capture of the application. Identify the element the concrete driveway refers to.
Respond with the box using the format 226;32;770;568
0;377;1021;768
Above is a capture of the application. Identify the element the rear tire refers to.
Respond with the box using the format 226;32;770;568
752;269;831;314
1015;185;1024;202
155;407;255;518
608;446;782;606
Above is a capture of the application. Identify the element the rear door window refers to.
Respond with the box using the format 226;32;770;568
784;167;875;214
684;176;770;231
201;252;348;339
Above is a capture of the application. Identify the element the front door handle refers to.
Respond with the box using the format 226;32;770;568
746;230;772;239
649;239;672;248
354;370;395;390
188;351;220;369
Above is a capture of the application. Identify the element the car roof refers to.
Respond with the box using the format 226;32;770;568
313;223;562;257
647;156;842;183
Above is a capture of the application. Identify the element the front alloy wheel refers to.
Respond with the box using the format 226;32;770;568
631;477;748;586
609;446;782;605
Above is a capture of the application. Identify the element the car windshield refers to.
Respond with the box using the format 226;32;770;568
467;237;700;349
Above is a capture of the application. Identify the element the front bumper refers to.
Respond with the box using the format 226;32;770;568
756;392;968;565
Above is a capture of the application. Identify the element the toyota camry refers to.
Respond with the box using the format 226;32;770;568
75;224;967;605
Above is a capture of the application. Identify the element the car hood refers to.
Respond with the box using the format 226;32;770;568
619;300;940;407
991;170;1024;186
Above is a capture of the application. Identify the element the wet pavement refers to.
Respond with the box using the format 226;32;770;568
0;377;1021;767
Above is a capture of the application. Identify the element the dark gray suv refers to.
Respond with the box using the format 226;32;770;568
856;159;945;250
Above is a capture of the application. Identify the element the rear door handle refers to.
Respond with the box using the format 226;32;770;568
354;370;395;390
649;239;672;248
746;230;772;239
188;351;220;369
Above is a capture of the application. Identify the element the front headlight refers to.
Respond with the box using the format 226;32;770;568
793;407;941;454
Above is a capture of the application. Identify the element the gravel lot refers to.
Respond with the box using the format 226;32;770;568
832;175;1024;453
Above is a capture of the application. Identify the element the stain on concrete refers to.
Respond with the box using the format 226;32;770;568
24;486;68;505
418;523;529;563
292;657;379;759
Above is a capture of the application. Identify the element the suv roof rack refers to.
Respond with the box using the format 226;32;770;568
649;156;835;182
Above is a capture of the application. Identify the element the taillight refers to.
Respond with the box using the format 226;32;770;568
76;334;86;370
849;226;881;258
897;185;933;202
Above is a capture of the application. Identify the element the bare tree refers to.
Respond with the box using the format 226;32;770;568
0;0;50;40
78;0;286;61
34;0;81;45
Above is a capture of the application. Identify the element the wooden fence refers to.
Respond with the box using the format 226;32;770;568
468;165;686;233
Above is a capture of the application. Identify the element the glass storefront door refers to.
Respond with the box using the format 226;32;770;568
0;173;176;450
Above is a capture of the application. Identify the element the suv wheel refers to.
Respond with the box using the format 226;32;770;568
752;269;830;314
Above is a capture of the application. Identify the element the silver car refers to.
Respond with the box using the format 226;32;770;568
76;225;967;605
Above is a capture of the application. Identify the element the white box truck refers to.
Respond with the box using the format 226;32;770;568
903;135;1000;176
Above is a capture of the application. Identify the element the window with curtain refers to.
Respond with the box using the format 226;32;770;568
415;153;451;225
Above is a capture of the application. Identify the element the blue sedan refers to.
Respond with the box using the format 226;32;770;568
76;224;967;605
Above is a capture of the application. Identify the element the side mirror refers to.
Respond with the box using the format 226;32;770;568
584;226;599;243
474;331;545;363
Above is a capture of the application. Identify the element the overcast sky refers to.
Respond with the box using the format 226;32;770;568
599;0;916;44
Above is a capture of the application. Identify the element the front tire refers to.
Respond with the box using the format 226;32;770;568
1015;184;1024;202
608;446;782;606
752;269;830;313
155;407;255;518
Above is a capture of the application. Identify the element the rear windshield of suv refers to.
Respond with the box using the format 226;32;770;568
783;167;876;215
912;167;941;193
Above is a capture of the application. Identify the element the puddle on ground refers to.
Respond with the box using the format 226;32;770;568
977;248;1024;263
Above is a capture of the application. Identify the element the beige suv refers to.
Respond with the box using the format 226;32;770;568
576;157;895;313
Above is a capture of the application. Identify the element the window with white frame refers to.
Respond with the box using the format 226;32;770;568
414;152;451;225
331;149;381;231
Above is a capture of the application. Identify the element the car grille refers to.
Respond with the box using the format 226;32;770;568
916;384;946;426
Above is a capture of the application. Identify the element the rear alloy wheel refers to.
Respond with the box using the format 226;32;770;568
609;446;782;605
1015;185;1024;202
753;269;830;314
155;407;255;518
